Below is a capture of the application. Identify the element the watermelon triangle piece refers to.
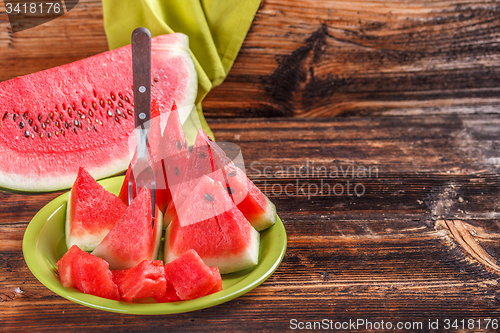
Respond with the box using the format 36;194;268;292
165;177;260;274
92;188;163;269
203;137;277;231
113;260;167;303
66;167;127;252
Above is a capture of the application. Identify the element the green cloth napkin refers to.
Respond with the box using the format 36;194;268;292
102;0;261;143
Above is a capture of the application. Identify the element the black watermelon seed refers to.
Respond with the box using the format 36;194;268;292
41;123;46;130
74;119;79;127
125;96;130;103
175;167;178;176
38;114;42;121
115;116;119;122
64;122;69;129
127;109;133;115
116;109;122;116
227;187;234;194
93;125;97;131
204;193;214;202
228;170;237;177
89;110;93;117
107;110;113;117
55;120;60;128
121;113;126;119
198;152;206;158
33;125;38;132
118;101;123;107
176;140;182;150
74;128;77;134
111;93;116;101
3;112;8;120
23;112;28;119
24;130;30;137
47;133;51;138
71;103;75;110
61;129;65;136
13;114;17;121
28;119;32;126
119;93;123;100
19;122;24;129
59;113;63;120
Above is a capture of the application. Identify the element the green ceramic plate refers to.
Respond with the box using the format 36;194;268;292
23;176;287;315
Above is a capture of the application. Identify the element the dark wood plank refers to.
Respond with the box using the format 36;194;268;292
1;1;499;118
2;114;500;331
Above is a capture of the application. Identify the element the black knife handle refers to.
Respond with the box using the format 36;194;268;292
132;27;151;130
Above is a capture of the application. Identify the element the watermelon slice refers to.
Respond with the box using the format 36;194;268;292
92;188;163;269
0;33;197;192
56;244;82;288
65;167;127;252
57;245;120;301
195;130;277;231
164;249;221;301
163;129;223;226
113;260;167;302
164;176;260;274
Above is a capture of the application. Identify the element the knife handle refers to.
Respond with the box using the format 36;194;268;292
132;27;151;131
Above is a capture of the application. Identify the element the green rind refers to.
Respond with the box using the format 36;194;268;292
22;176;287;315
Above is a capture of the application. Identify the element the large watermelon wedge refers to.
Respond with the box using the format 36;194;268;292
0;33;197;192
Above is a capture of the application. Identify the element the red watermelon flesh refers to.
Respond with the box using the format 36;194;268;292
196;133;277;231
67;245;120;301
113;260;167;302
154;280;181;303
165;178;260;274
158;102;190;211
0;33;197;192
223;164;277;231
92;188;163;269
56;244;82;288
208;267;223;294
164;249;219;301
66;167;127;252
163;129;221;226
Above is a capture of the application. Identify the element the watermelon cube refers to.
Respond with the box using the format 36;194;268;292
66;167;127;252
113;260;167;303
56;244;82;288
57;245;120;301
164;249;220;301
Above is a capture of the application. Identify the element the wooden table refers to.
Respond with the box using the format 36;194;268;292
2;1;500;331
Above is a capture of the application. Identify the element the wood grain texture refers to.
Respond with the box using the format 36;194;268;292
1;114;500;331
0;1;499;118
